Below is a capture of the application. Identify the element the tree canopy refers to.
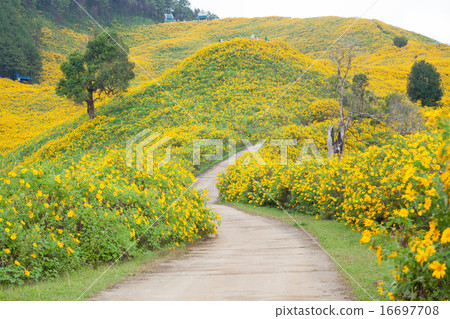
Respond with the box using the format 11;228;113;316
57;32;135;119
19;0;215;24
393;36;408;48
407;60;443;107
0;0;216;80
0;0;42;79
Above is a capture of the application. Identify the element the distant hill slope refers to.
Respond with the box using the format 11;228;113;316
1;16;450;155
0;79;81;154
39;16;450;97
5;39;329;165
121;17;450;98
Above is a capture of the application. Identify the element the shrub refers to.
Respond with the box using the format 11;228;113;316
393;36;408;48
0;150;219;284
383;93;425;135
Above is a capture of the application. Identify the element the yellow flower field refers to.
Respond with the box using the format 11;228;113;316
0;16;449;299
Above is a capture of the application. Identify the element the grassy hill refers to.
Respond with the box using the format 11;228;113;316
4;39;329;166
2;16;450;155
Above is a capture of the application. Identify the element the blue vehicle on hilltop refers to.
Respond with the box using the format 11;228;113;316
11;73;32;84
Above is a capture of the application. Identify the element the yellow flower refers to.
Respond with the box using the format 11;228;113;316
14;260;20;266
425;246;436;258
429;261;446;279
360;230;371;244
10;233;17;240
57;241;64;248
377;286;384;296
388;250;398;258
423;197;432;211
24;269;30;276
32;243;37;248
402;265;409;274
67;210;76;218
31;253;37;258
55;175;61;183
4;228;10;233
394;208;409;218
415;248;428;265
4;248;11;254
401;183;417;202
441;228;450;244
4;179;11;185
67;247;74;256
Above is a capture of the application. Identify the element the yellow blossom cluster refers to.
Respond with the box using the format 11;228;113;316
0;149;219;283
218;118;450;300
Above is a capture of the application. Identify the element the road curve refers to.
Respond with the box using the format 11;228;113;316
92;146;352;300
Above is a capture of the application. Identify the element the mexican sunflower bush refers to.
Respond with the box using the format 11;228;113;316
0;149;219;284
217;120;449;300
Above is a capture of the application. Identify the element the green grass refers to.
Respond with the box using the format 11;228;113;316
0;244;189;301
228;202;394;301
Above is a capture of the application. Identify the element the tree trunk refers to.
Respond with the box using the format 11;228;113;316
327;124;335;158
86;81;96;120
337;121;346;160
327;122;346;160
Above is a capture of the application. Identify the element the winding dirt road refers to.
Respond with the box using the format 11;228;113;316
92;147;352;300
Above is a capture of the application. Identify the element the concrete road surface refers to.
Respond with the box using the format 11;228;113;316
92;146;352;300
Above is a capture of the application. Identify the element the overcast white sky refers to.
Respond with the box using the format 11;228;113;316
188;0;450;44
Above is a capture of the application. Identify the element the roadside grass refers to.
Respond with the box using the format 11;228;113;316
228;202;393;301
0;245;189;301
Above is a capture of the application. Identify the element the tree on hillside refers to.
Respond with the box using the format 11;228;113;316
349;73;369;112
393;36;408;48
326;35;359;159
56;32;135;119
407;60;443;107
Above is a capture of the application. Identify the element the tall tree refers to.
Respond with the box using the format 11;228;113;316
326;35;358;159
57;32;135;119
407;60;443;107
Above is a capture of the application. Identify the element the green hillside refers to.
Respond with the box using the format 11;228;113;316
5;39;329;166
